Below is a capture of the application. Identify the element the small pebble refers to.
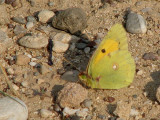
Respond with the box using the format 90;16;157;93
142;52;157;61
51;32;75;53
98;114;106;119
76;43;87;49
132;94;138;99
16;54;30;66
53;40;69;53
12;17;26;24
36;78;45;84
38;10;55;23
61;70;79;82
126;12;147;34
40;109;53;118
27;16;37;23
84;47;90;54
7;68;14;75
130;108;139;116
69;43;76;51
76;108;88;118
48;1;54;6
54;104;61;112
33;72;39;76
0;0;5;4
57;68;65;75
14;25;27;35
63;107;79;116
18;34;48;49
137;70;144;75
12;84;19;91
29;62;37;67
21;81;28;88
82;99;93;108
26;22;34;29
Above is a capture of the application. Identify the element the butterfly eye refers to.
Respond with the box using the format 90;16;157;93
101;49;106;53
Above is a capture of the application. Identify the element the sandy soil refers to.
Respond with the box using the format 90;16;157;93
0;0;160;120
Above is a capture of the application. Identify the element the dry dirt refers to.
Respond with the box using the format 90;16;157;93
0;0;160;120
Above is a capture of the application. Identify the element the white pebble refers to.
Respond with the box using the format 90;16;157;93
29;62;37;66
0;97;28;120
38;10;55;23
76;108;88;117
63;107;79;116
7;68;14;75
137;70;144;75
40;109;53;118
24;53;32;58
21;81;28;88
12;84;19;91
31;58;37;61
37;78;45;84
130;108;139;116
26;22;34;29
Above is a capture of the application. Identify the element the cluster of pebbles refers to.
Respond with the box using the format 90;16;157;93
0;0;159;120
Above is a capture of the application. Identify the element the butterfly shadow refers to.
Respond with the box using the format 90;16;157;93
144;70;160;101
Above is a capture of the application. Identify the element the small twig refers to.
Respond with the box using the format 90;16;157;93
0;62;20;98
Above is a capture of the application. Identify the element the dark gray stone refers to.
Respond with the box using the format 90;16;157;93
52;8;87;34
12;17;26;24
126;12;147;34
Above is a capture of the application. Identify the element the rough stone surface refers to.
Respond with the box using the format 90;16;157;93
52;8;87;34
51;32;80;53
57;83;88;108
0;97;28;120
18;34;48;49
14;25;27;35
61;70;79;82
38;10;55;23
113;101;132;120
126;12;147;34
12;17;26;24
16;54;30;65
0;5;10;25
0;30;12;54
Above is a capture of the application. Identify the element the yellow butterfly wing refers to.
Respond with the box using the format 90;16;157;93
88;24;128;73
87;50;135;89
79;24;135;89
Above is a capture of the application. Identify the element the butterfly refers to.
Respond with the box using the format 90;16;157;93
79;24;135;89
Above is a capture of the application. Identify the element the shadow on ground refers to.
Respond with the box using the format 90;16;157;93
144;70;160;101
